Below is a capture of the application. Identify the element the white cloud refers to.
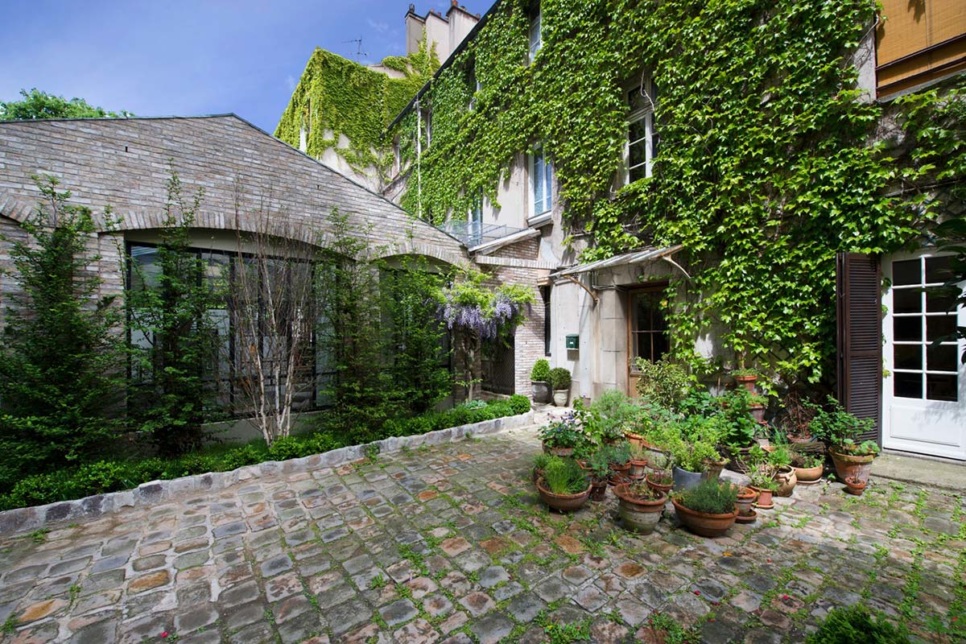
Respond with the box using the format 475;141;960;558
367;19;389;33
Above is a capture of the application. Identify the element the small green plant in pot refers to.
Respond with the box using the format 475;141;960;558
530;358;552;404
535;456;591;512
808;397;878;484
603;441;633;484
538;413;586;456
586;449;611;501
549;367;572;406
672;478;740;537
615;480;667;534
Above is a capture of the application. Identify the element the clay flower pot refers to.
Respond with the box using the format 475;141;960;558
844;476;867;496
829;448;875;485
543;444;574;458
615;484;667;534
609;462;632;486
535;477;591;513
646;472;673;495
735;487;758;517
589;478;608;502
792;463;824;485
751;486;774;509
734;373;757;393
774;466;797;497
671;498;737;538
628;458;648;480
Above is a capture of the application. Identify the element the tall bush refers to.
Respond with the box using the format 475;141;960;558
0;177;125;489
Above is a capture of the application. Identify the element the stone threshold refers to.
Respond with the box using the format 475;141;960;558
0;411;535;536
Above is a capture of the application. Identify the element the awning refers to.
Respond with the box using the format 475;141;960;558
552;244;684;277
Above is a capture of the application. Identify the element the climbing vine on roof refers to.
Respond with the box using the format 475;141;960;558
275;38;439;178
390;0;963;384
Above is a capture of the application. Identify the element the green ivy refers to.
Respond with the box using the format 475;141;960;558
389;0;964;384
275;39;439;177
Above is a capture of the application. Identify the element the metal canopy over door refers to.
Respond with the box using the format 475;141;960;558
883;251;966;460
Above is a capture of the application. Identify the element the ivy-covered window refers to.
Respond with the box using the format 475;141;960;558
531;145;553;218
528;10;542;63
626;81;658;184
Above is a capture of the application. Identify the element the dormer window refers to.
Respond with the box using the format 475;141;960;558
528;10;542;63
626;80;658;183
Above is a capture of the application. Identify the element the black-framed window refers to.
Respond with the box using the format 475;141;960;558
630;288;668;364
540;285;551;356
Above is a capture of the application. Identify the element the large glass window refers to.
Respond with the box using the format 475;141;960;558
891;255;960;402
626;81;658;184
531;145;553;217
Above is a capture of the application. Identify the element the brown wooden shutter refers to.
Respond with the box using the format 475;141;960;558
837;253;882;445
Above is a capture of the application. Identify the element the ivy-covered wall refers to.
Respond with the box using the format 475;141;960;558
390;0;966;385
275;41;439;184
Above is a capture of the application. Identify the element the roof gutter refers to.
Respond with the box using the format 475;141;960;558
385;0;506;134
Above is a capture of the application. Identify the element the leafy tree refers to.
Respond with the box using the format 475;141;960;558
0;88;131;120
0;177;125;490
126;174;218;456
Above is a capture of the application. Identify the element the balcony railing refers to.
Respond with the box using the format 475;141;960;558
437;221;528;249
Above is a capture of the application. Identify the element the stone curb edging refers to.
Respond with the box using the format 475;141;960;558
0;411;535;537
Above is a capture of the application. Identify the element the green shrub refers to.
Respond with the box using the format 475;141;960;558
509;394;531;414
590;390;640;441
674;479;740;514
530;359;551;382
806;606;909;644
635;358;692;411
548;367;572;390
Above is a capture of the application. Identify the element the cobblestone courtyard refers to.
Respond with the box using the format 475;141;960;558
0;426;964;643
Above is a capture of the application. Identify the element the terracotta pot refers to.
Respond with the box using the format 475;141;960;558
751;486;774;509
735;487;758;516
829;448;875;484
844;478;867;496
734;374;758;393
774;466;797;497
535;477;591;512
608;462;632;486
792;463;824;484
703;460;725;481
589;479;608;502
628;458;648;480
531;381;551;404
532;467;543;483
725;445;755;473
553;389;569;407
615;484;666;534
543;444;574;458
646;472;673;495
625;431;645;449
750;404;766;424
671;498;737;537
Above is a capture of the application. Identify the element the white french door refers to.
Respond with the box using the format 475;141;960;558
882;251;966;460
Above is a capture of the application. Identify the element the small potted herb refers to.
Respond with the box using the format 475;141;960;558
603;441;633;485
767;444;797;497
748;469;779;509
534;456;591;512
790;450;824;484
628;443;648;480
646;468;674;495
671;479;740;537
586;449;611;502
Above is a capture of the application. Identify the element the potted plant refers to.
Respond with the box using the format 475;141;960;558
767;444;797;497
808;397;878;484
603;441;633;485
671;478;740;537
614;481;667;534
843;474;867;496
534;456;591;512
530;358;552;404
790;450;824;484
549;367;572;406
586;449;611;502
669;437;722;490
735;487;758;520
532;452;551;483
538;414;586;457
628;443;648;480
590;390;641;444
731;367;759;393
646;468;674;495
748;470;778;509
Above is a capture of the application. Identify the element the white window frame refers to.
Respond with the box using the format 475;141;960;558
530;144;553;219
528;10;542;63
625;80;657;184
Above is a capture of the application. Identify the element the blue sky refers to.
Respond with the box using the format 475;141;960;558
0;0;496;134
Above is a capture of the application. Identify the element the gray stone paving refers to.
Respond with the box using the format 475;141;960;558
0;426;964;643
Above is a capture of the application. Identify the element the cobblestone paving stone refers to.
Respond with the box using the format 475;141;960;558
1;426;964;643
